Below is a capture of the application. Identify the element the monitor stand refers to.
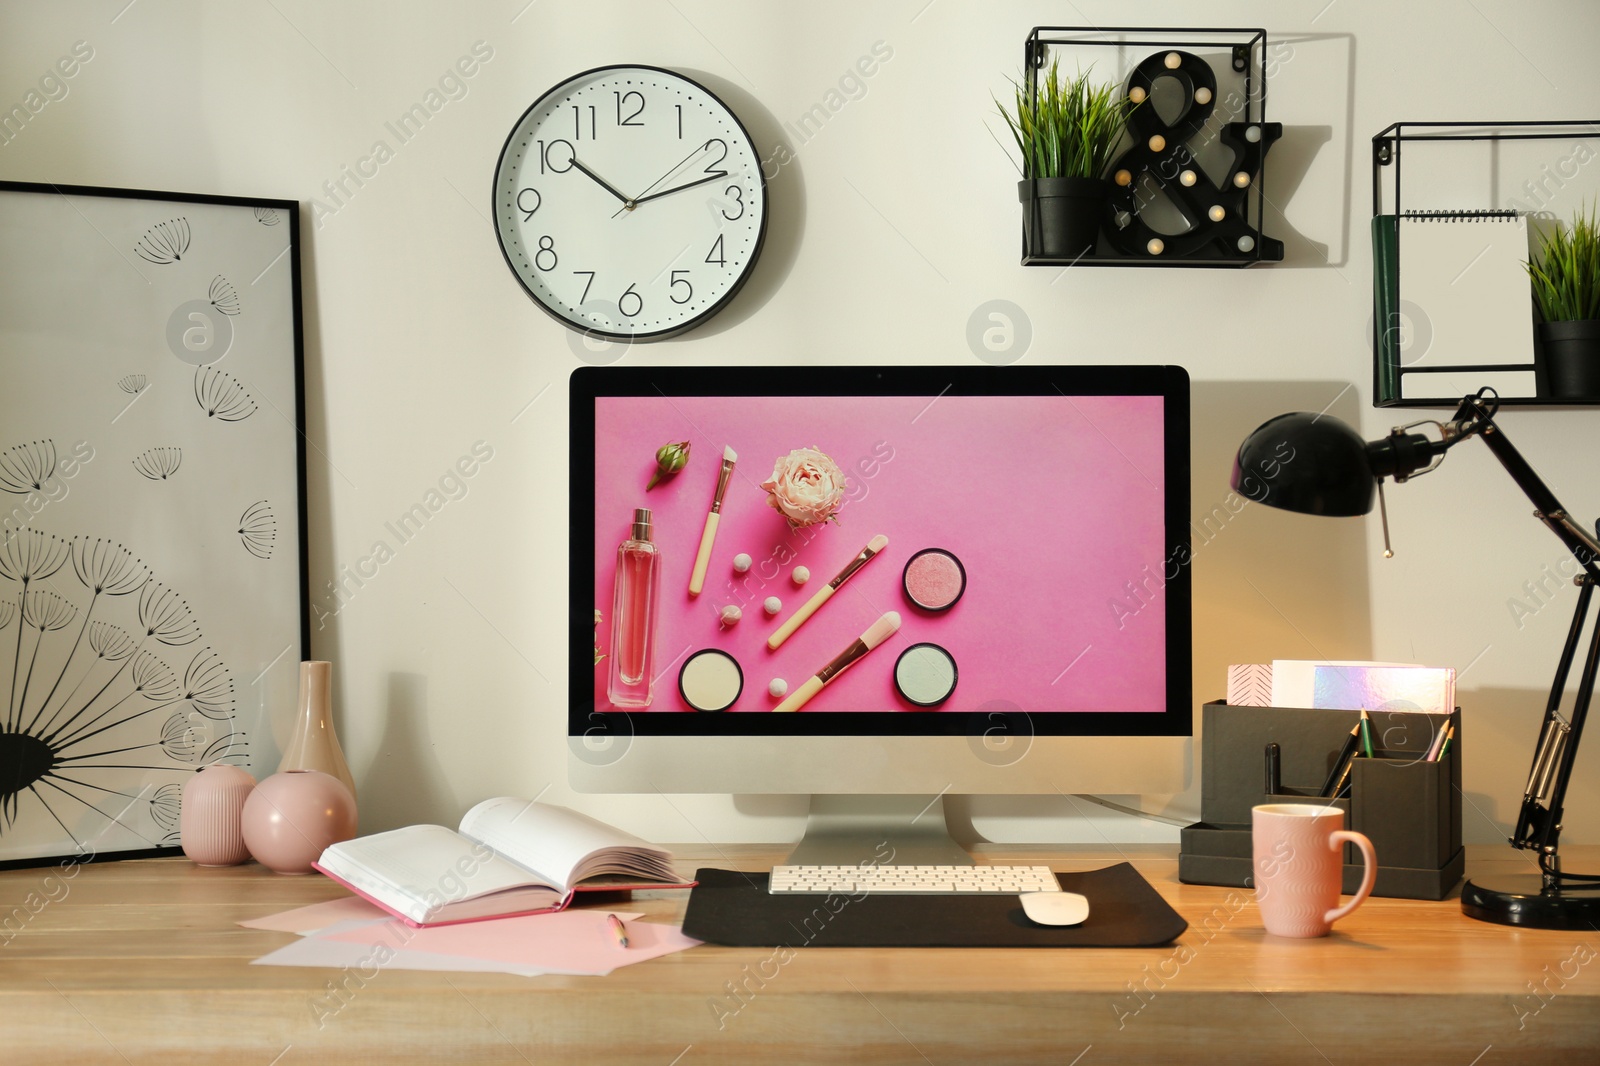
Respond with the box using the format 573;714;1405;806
783;795;974;866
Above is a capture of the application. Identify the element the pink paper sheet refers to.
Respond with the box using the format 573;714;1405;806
252;919;557;977
239;896;389;934
322;908;698;972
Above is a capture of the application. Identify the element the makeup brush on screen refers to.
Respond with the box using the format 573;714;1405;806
688;445;736;596
767;534;889;651
774;611;901;712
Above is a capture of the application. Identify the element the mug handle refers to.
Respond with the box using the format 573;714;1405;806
1323;829;1376;925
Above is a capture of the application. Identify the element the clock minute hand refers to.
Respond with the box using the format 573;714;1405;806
569;157;634;207
612;140;718;218
631;171;728;207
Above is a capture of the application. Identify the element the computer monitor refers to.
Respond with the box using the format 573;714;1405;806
569;365;1192;864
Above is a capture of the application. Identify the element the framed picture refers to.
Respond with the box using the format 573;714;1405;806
0;181;308;869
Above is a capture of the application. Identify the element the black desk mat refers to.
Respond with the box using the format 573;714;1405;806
682;863;1187;947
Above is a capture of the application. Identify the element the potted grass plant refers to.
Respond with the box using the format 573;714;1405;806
1527;202;1600;399
998;60;1135;259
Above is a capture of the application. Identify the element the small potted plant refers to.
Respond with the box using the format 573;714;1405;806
998;60;1135;259
1527;202;1600;400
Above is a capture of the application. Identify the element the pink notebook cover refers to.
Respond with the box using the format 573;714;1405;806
312;862;696;929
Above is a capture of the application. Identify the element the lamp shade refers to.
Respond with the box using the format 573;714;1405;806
1232;412;1376;517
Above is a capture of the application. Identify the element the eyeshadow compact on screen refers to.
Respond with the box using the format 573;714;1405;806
679;649;743;712
902;548;966;611
894;642;959;707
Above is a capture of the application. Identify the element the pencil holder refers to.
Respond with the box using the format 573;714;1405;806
1179;701;1463;900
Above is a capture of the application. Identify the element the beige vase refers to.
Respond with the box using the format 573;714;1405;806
277;660;356;798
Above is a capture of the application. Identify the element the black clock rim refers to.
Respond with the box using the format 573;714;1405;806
491;62;770;343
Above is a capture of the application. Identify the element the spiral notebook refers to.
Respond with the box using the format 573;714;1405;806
1374;210;1537;404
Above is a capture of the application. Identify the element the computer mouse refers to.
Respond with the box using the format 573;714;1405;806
1019;890;1090;926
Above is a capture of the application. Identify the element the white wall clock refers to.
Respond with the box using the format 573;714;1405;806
494;64;768;342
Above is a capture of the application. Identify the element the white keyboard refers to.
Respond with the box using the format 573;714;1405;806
769;864;1061;895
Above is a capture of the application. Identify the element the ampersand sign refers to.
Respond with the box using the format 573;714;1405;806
1104;50;1283;262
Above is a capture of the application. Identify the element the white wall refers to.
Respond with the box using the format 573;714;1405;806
3;0;1597;847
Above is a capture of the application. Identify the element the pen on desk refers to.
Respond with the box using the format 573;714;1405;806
1358;708;1375;759
1319;723;1361;798
1265;743;1281;796
607;913;629;949
1424;718;1450;762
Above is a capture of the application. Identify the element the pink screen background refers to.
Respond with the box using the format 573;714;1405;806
592;393;1167;714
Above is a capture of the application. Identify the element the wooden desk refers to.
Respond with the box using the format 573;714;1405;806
2;843;1597;1064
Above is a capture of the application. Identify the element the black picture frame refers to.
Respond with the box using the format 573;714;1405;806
0;181;309;870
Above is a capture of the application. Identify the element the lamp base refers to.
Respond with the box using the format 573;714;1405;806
1460;874;1600;929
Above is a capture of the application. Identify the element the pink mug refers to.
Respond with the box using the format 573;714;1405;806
1252;803;1376;938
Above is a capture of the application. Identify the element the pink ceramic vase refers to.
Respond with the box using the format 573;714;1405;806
180;763;256;866
241;769;358;874
278;660;356;798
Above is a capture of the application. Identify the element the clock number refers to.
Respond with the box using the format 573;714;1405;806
516;188;541;221
619;284;642;317
705;235;727;266
535;236;558;271
721;185;745;221
674;104;683;138
703;138;729;177
574;271;596;302
670;270;693;305
615;91;645;127
537;139;574;174
572;105;596;140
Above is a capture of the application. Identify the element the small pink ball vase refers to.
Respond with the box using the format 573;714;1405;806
180;763;256;866
241;769;358;875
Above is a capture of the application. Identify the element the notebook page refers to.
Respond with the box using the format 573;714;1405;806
459;798;658;891
1398;214;1534;368
320;824;549;909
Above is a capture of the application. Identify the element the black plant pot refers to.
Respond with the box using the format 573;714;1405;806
1019;177;1110;259
1540;319;1600;401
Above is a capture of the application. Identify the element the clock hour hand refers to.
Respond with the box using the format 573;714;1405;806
631;171;728;207
569;157;635;208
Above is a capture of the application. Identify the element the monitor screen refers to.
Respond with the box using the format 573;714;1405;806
570;365;1191;743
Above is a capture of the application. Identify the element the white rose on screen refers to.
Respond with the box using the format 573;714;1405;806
760;447;847;528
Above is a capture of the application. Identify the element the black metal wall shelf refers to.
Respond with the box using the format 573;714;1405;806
1018;26;1282;269
1371;121;1600;408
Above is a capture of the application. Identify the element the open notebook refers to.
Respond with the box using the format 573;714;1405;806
314;797;694;927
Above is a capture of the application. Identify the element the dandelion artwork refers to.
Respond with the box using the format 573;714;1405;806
0;182;307;867
0;440;57;496
237;501;276;560
131;446;183;481
193;365;257;421
134;217;192;266
208;274;241;317
0;530;247;857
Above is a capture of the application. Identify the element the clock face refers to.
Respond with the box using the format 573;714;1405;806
494;65;768;342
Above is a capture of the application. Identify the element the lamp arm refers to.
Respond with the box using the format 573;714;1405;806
1456;396;1600;572
1454;396;1600;878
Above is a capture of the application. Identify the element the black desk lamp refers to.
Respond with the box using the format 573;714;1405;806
1233;389;1600;929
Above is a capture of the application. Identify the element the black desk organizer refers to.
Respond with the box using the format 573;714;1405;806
1179;700;1463;900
